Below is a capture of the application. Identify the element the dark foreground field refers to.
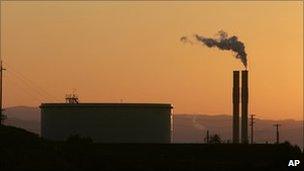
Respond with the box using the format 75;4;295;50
0;125;303;171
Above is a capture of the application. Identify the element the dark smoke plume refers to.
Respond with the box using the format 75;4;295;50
181;30;247;68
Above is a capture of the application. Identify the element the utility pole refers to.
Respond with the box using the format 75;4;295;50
0;60;6;125
204;130;210;144
249;114;255;144
273;124;281;144
206;130;209;144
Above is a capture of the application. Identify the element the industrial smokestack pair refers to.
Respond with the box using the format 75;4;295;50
179;31;249;143
233;70;248;143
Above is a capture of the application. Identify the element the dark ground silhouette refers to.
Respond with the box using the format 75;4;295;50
4;106;303;149
0;125;303;171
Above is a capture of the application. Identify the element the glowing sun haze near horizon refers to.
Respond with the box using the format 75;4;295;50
1;1;303;120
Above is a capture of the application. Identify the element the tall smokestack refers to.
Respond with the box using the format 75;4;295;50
232;71;240;143
241;70;248;143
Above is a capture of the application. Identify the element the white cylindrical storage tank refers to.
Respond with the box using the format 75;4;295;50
40;103;172;143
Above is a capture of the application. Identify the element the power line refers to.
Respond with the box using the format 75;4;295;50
7;68;59;101
3;61;60;102
5;77;41;106
5;72;43;104
6;71;50;102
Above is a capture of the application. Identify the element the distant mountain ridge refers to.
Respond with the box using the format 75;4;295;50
173;114;302;148
3;106;303;148
4;106;40;122
3;106;40;134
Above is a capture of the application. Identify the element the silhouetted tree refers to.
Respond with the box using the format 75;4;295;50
209;134;222;144
282;141;291;146
66;134;93;145
0;113;6;123
282;141;302;153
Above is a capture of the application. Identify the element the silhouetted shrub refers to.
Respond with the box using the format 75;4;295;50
66;134;93;145
209;134;222;144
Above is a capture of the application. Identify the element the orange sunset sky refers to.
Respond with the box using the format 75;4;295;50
1;1;303;120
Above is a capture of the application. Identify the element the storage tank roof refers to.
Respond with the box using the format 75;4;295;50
40;103;172;109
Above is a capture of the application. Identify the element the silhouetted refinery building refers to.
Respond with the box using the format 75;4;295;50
40;100;172;143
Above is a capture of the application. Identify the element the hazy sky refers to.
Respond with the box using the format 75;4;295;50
1;1;303;120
